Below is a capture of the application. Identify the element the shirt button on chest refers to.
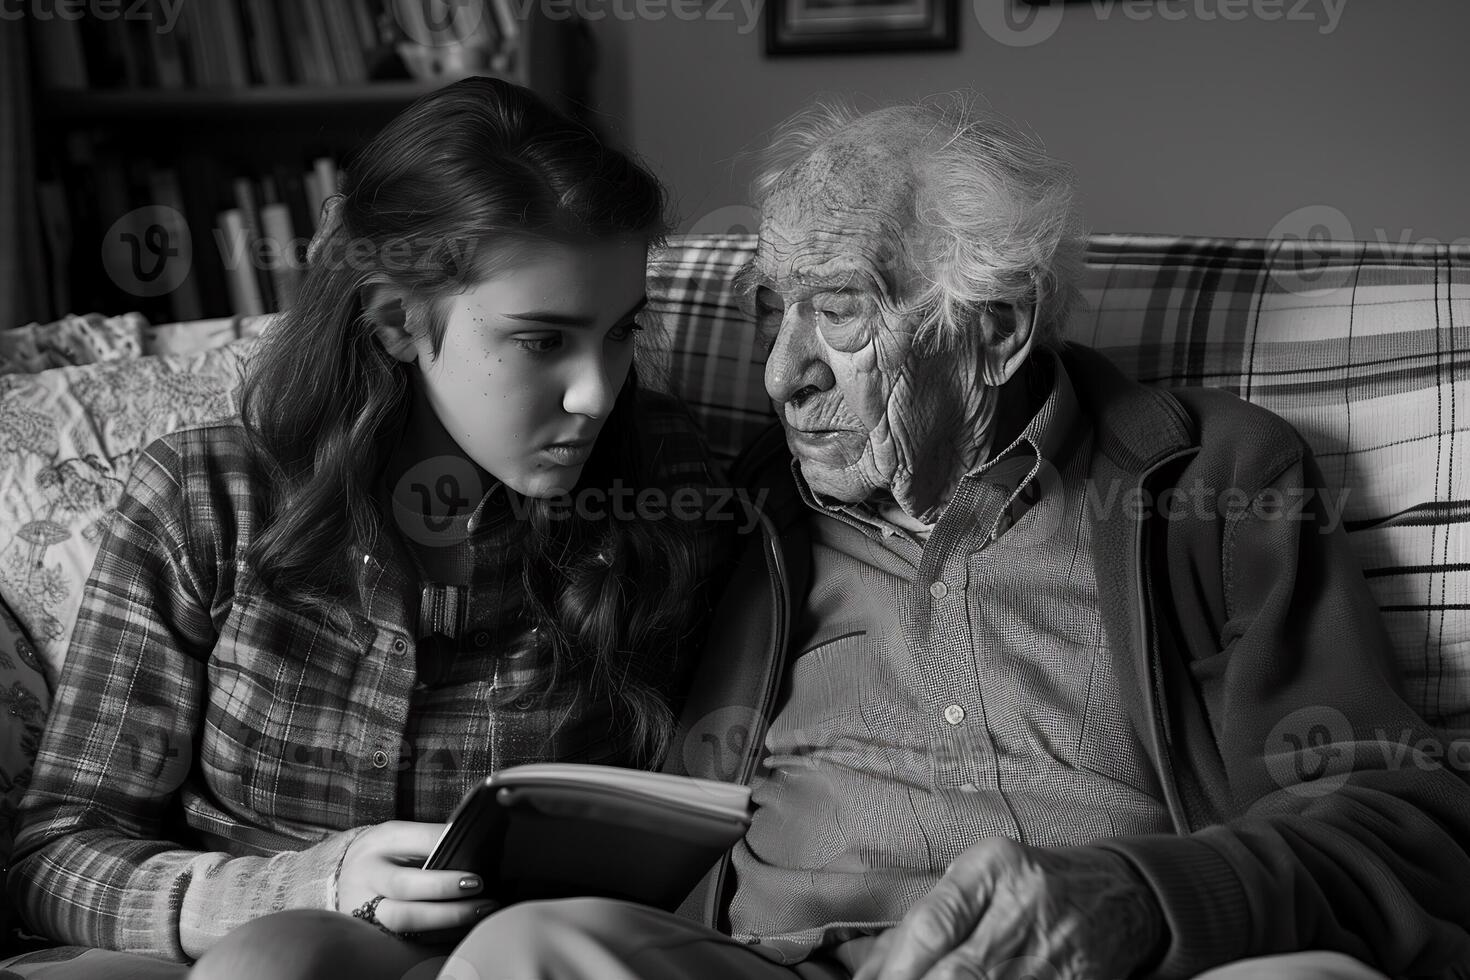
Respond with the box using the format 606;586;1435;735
390;636;408;656
943;703;966;725
471;630;492;649
929;580;948;600
371;750;390;768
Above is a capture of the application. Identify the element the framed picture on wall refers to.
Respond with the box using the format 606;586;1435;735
765;0;959;55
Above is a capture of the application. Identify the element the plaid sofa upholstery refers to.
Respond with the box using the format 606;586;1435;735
649;233;1470;738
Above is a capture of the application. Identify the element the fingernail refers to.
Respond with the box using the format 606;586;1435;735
474;903;497;916
459;876;481;891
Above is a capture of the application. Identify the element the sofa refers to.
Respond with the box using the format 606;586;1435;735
1;232;1467;953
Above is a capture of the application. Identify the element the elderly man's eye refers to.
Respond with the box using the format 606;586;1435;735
819;309;851;326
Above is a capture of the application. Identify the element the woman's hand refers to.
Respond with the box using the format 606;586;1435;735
336;820;498;936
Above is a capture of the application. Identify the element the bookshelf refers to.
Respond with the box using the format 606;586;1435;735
37;80;450;121
27;1;588;325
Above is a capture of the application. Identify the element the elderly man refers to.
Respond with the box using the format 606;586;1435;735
195;98;1470;980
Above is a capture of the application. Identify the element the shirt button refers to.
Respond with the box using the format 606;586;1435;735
390;636;408;656
943;703;966;725
471;630;492;649
371;750;390;768
929;581;948;600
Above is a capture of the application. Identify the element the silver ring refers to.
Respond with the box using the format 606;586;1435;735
350;894;397;937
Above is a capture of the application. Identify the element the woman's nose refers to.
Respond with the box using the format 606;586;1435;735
563;351;621;419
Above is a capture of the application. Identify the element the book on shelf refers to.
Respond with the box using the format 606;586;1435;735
350;0;384;52
230;177;277;313
323;0;370;84
239;0;291;87
214;0;252;87
27;14;88;90
31;0;489;94
298;1;342;85
272;0;323;87
304;157;342;231
423;764;753;912
146;0;188;88
258;187;303;311
273;166;317;262
216;209;266;316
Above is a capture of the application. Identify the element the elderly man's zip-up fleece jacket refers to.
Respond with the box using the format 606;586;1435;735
665;343;1470;980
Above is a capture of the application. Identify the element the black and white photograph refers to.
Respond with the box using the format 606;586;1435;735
0;1;1466;978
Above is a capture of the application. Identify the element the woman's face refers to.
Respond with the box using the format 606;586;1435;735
410;237;649;498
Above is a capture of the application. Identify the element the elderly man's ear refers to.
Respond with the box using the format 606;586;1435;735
978;298;1039;388
360;283;421;363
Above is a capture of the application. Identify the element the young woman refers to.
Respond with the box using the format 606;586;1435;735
4;77;733;978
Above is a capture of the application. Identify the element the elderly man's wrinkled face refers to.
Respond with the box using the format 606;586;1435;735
752;112;1000;522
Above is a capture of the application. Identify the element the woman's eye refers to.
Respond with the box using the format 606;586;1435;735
607;320;643;343
513;334;561;354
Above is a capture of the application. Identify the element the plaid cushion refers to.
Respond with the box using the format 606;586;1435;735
648;232;1470;735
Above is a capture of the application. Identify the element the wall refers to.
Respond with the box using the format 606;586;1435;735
587;2;1468;242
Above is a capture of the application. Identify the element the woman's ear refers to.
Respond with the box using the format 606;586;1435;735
361;283;419;363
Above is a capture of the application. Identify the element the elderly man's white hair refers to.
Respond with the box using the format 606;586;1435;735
751;94;1087;352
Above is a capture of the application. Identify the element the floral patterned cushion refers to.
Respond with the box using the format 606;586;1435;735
0;314;146;376
0;340;255;687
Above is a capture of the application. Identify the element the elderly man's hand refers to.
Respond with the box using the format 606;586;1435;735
853;838;1166;980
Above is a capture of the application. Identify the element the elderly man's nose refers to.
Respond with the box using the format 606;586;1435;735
764;310;833;405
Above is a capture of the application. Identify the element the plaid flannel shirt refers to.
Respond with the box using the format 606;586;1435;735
6;393;730;962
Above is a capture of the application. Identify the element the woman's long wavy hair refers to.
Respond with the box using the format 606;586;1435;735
238;77;697;766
